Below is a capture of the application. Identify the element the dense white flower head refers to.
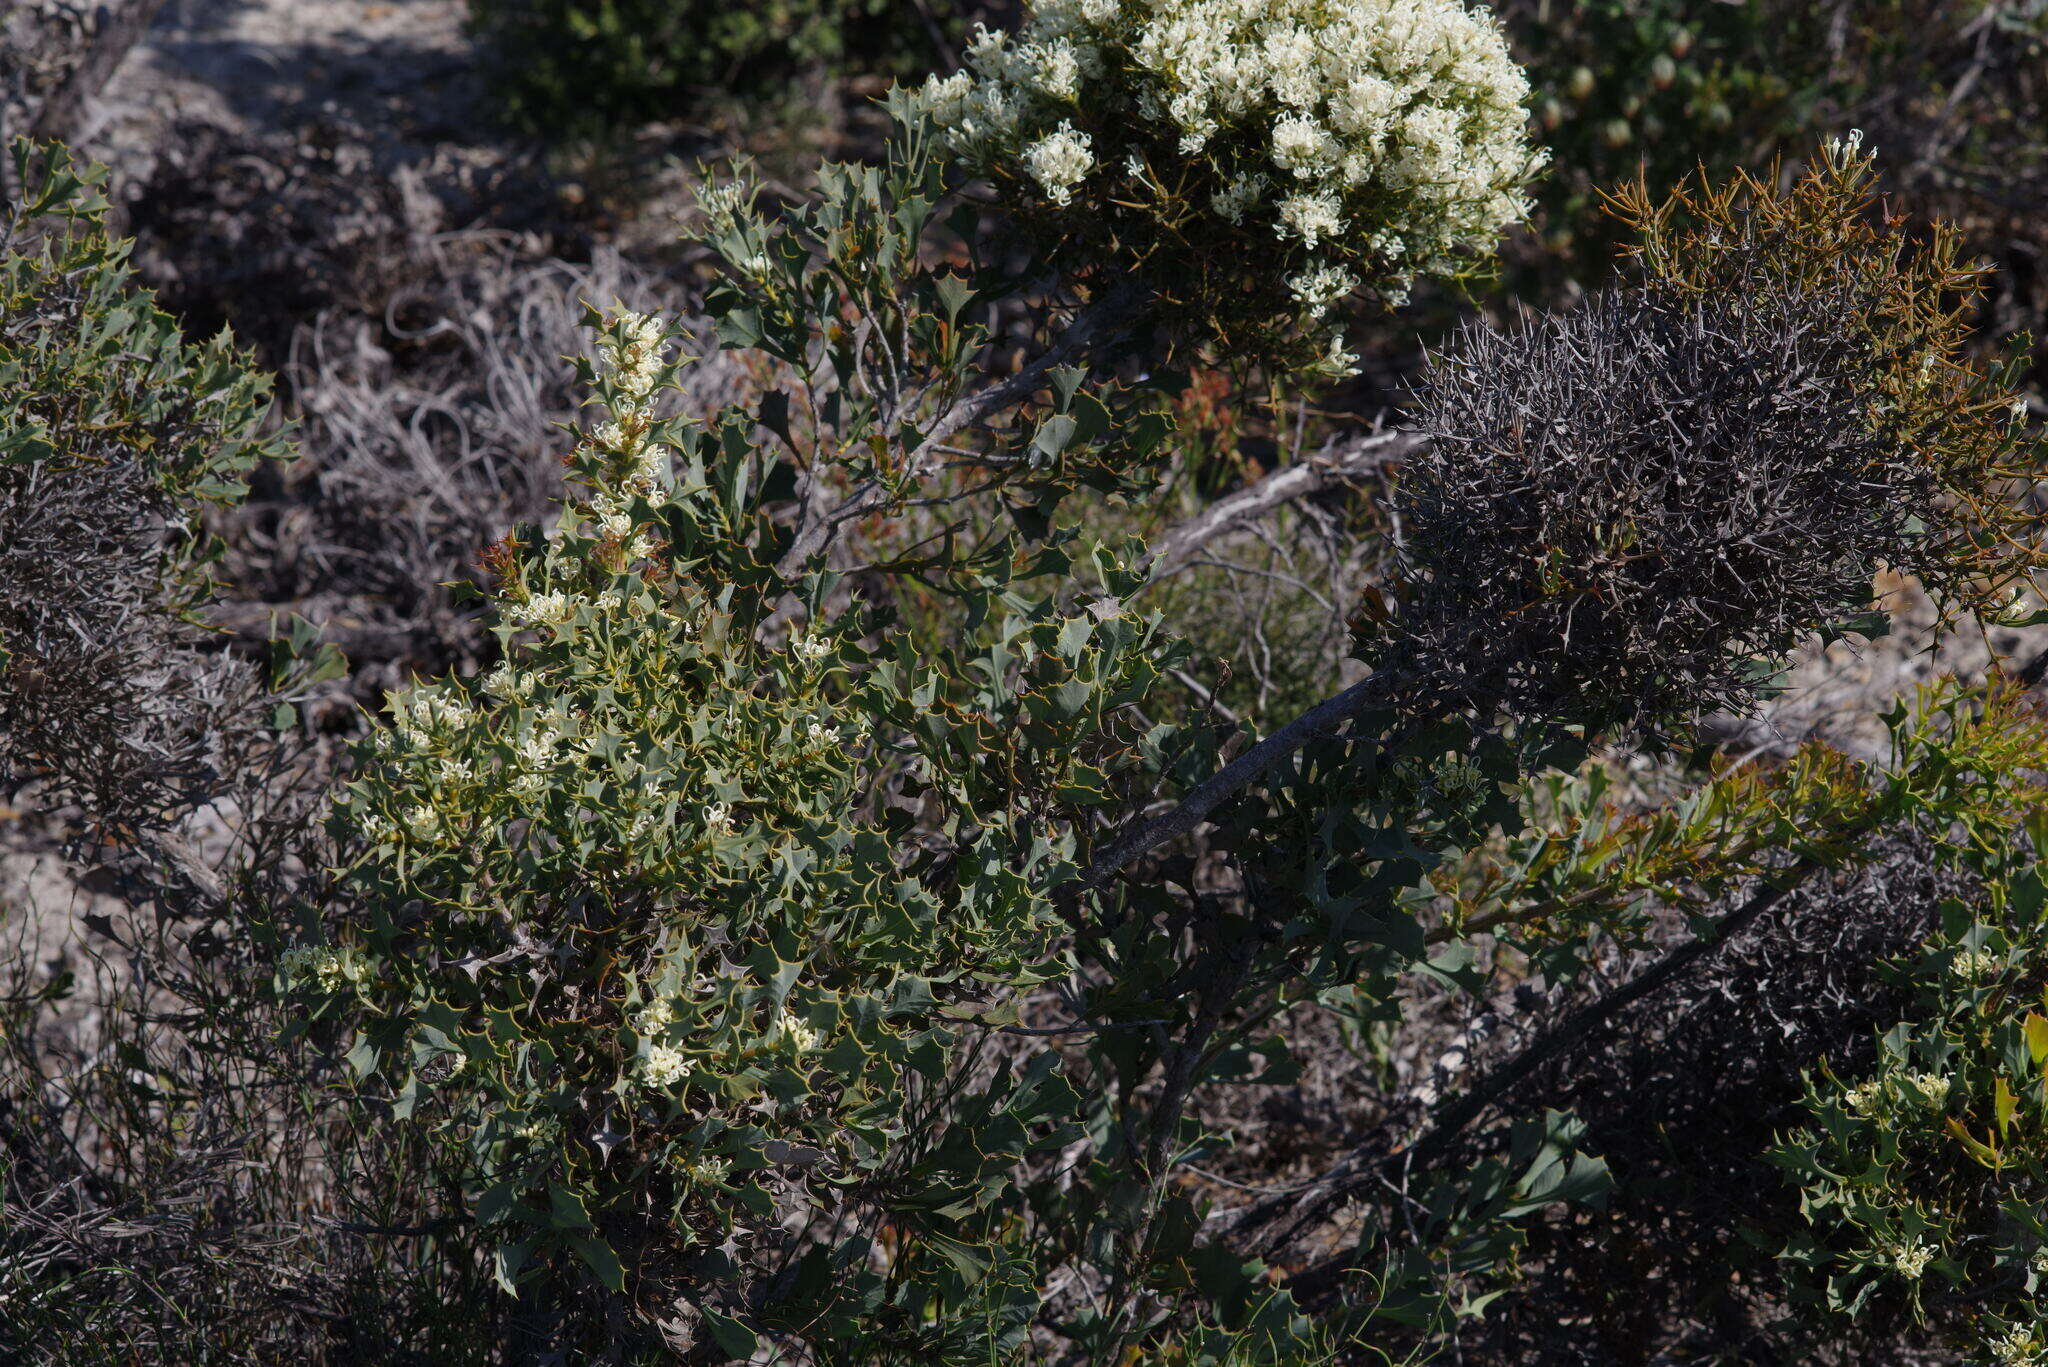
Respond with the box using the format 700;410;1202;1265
916;0;1541;365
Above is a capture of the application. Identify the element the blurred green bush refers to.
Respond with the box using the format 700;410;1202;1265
467;0;975;134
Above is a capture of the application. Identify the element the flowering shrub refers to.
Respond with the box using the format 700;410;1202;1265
1770;784;2048;1364
917;0;1544;371
301;302;1187;1338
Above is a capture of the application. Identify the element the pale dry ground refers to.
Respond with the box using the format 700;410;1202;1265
1707;574;2048;763
83;0;478;184
7;0;481;976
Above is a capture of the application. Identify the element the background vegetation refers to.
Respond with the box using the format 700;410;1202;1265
2;1;2046;1364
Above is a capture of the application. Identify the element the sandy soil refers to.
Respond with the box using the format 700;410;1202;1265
87;0;480;173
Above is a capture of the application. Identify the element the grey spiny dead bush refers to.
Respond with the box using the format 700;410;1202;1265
1398;279;1942;732
1392;143;2043;738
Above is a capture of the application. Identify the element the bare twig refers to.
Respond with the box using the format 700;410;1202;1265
1218;867;1823;1286
1141;429;1424;579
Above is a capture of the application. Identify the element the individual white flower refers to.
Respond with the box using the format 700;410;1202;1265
403;805;445;844
789;631;831;663
1825;127;1869;161
637;997;679;1031
1022;121;1096;206
514;719;562;770
1276;191;1344;250
1211;171;1267;224
1844;1080;1886;1115
482;664;530;701
596;509;632;541
703;801;734;832
1315;330;1361;380
804;720;836;748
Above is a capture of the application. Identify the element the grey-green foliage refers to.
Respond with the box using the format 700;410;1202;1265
0;139;289;831
1770;797;2048;1364
299;303;1184;1350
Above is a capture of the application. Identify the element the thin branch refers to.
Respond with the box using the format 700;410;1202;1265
773;278;1146;576
1141;429;1425;579
1218;866;1822;1282
1067;670;1398;898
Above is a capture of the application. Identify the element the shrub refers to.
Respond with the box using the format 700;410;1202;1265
302;301;1183;1348
0;139;289;835
1770;783;2048;1363
468;0;970;135
915;0;1544;372
273;93;2048;1363
1394;141;2042;733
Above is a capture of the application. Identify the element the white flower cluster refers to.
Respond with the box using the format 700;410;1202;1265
1907;1071;1951;1110
1994;1327;2048;1367
278;943;371;994
918;0;1540;346
776;1009;824;1055
512;1113;563;1145
579;308;673;549
680;1153;730;1186
508;589;582;630
643;1042;691;1088
637;996;680;1032
598;309;667;411
1952;948;2004;981
1890;1239;1935;1280
391;687;474;749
